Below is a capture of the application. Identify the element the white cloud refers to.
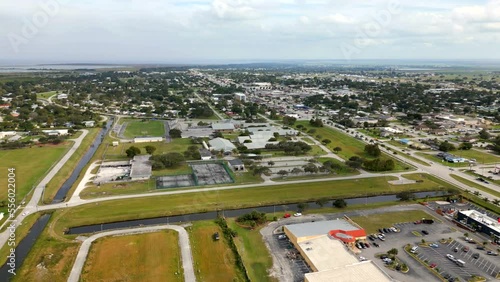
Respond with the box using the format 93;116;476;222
320;13;355;24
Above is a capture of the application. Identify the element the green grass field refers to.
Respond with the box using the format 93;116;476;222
105;138;195;160
295;122;409;171
228;219;276;282
451;149;500;164
0;144;70;204
123;120;165;138
350;210;437;234
81;231;182;282
450;174;500;198
43;129;101;204
36;91;58;99
188;221;246;282
54;174;450;233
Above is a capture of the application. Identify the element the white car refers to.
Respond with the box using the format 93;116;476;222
293;213;302;217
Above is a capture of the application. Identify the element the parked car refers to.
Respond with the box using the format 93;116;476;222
472;253;480;259
463;246;469;252
476;246;485;250
453;247;458;252
422;230;429;235
293;212;302;217
379;228;385;233
380;254;388;260
373;242;380;247
430;243;439;248
283;213;291;218
430;263;437;269
486;251;499;256
364;242;370;248
446;254;455;261
278;235;287;240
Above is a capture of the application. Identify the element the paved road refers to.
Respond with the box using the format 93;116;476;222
330;123;500;202
67;224;196;282
0;130;89;247
194;92;224;120
40;170;417;211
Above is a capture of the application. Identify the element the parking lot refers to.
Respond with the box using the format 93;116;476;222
359;220;500;282
260;205;499;282
274;235;312;281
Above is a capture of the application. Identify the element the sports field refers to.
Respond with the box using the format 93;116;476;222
81;230;182;282
0;144;70;204
123;120;165;138
189;221;246;282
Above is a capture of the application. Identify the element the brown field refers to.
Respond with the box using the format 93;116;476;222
81;230;183;282
189;221;246;282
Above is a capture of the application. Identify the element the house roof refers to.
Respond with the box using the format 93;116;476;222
228;159;244;166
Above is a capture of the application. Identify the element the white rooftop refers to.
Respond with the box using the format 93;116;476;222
305;261;392;282
299;236;358;271
460;210;500;233
285;219;361;239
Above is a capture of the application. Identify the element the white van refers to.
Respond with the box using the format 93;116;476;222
456;259;466;267
410;246;419;253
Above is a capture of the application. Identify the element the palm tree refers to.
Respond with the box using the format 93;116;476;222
492;199;500;206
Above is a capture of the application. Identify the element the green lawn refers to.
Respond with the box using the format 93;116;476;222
105;138;196;160
188;221;246;282
36;91;58;99
43;129;101;204
417;149;500;168
0;144;70;204
54;174;450;233
350;210;437;234
228;219;276;282
450;174;500;198
123;120;165;138
295;122;409;171
452;149;500;164
416;153;470;168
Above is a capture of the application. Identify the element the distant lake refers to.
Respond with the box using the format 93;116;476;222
0;64;126;73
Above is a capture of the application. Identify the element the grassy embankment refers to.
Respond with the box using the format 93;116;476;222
188;221;246;282
450;174;500;198
54;173;451;233
42;128;101;204
228;219;276;282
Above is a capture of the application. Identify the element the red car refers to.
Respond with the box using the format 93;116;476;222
430;263;437;269
284;213;291;218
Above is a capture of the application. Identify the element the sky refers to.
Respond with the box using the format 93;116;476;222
1;0;500;64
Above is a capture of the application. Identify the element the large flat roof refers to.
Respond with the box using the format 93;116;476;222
299;236;358;271
285;219;361;239
460;210;500;233
305;261;392;282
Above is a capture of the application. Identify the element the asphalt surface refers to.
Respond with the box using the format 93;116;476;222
67;224;196;282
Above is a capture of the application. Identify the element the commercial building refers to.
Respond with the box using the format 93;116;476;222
457;210;500;244
209;138;236;153
212;122;235;133
42;129;69;136
284;218;391;282
234;93;247;102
